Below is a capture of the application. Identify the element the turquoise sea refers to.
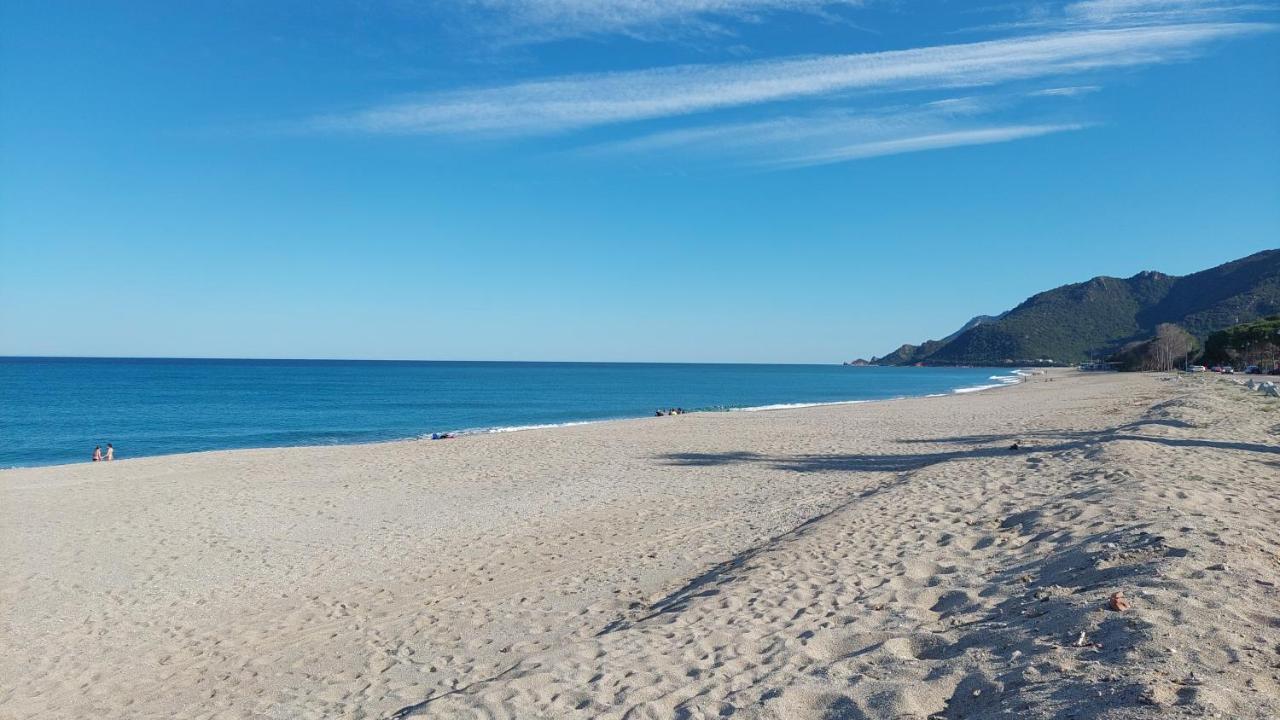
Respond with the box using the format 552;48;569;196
0;358;1020;468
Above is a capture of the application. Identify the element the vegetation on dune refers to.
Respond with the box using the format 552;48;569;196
1202;315;1280;368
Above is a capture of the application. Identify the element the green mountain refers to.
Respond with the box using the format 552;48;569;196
873;249;1280;366
871;315;1002;365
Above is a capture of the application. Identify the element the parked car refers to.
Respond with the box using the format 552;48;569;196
1222;367;1236;374
1270;367;1280;376
1189;365;1207;372
1246;365;1262;374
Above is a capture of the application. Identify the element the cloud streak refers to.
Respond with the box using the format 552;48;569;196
585;99;1086;169
309;22;1268;136
771;124;1086;168
979;0;1273;32
457;0;867;41
1064;0;1268;24
1029;84;1102;96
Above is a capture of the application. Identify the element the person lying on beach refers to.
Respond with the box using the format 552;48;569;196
92;446;102;462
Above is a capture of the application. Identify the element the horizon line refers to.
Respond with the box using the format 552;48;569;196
0;354;884;367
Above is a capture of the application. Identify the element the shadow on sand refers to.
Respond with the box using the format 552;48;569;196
656;418;1277;474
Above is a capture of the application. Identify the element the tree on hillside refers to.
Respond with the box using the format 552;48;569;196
1109;323;1198;371
1203;315;1280;368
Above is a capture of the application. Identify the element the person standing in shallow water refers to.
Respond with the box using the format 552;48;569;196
105;444;114;461
92;446;102;462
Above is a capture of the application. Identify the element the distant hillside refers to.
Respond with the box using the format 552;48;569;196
871;315;1001;365
873;340;941;366
871;249;1280;366
941;314;1004;343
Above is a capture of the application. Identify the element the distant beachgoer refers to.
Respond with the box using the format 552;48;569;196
92;446;102;462
105;444;114;461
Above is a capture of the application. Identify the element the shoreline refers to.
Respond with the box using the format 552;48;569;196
7;369;1270;719
1;369;1029;472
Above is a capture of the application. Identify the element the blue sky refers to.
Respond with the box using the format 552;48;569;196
1;0;1277;362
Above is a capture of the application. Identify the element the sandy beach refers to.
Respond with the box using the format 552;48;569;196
2;370;1278;719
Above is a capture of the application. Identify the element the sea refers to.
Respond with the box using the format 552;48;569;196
0;358;1022;468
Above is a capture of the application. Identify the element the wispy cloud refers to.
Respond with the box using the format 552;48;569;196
454;0;867;42
1030;84;1102;96
1064;0;1268;24
589;101;991;156
965;0;1272;35
773;124;1086;168
308;22;1268;136
586;99;1085;169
